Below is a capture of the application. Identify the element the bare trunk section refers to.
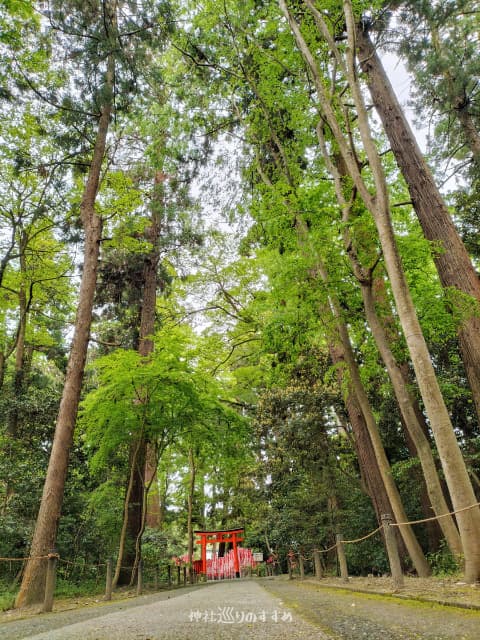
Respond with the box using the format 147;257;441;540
8;231;28;437
328;342;408;561
187;447;196;584
281;0;480;581
14;57;113;608
360;280;462;557
118;172;163;582
112;434;144;589
323;268;431;576
317;127;462;559
355;26;480;422
141;172;163;529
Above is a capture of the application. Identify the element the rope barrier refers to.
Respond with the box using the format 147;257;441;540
1;501;479;574
342;525;383;545
391;500;480;527
58;558;106;568
313;543;338;554
0;555;49;562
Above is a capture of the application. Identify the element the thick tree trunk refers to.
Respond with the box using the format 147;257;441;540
187;447;196;583
14;59;113;608
355;26;480;422
329;342;409;563
359;279;463;558
318;121;461;558
141;173;163;528
294;211;430;574
282;0;480;581
339;6;480;582
118;172;163;579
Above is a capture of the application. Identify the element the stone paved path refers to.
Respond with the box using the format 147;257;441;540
0;581;330;640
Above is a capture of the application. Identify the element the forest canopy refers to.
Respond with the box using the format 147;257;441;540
1;0;480;607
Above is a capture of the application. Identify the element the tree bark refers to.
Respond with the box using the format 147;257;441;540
14;54;113;608
118;172;163;581
317;126;463;559
355;25;480;422
281;0;480;581
187;447;196;583
142;172;163;528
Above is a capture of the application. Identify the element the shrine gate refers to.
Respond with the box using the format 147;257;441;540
194;528;247;579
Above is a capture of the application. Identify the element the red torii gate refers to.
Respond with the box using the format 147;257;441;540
195;528;244;578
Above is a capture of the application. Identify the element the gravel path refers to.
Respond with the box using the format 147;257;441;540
0;581;331;640
262;579;480;640
2;578;480;640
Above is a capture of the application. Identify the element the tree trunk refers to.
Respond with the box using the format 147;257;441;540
118;172;163;581
317;121;462;558
295;213;430;574
14;56;113;608
339;4;480;582
355;26;480;422
113;434;145;589
282;0;480;581
7;231;28;437
326;288;431;576
187;447;196;583
360;278;463;558
328;342;409;564
142;172;163;529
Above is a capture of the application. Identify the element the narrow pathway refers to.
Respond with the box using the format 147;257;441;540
1;581;330;640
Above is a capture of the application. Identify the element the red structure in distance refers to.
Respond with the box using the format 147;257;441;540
194;528;244;578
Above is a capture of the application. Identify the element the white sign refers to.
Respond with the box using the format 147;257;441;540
253;552;264;562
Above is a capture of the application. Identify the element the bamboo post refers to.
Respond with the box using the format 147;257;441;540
336;534;349;582
105;558;113;601
136;560;143;596
381;514;404;590
42;551;58;613
299;553;305;579
313;550;323;580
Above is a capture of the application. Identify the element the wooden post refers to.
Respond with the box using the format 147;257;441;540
336;534;349;582
154;564;159;590
299;553;305;579
287;556;293;579
313;550;323;580
381;514;404;590
136;560;143;596
42;551;58;613
183;566;187;586
177;565;181;585
167;564;172;587
105;558;113;601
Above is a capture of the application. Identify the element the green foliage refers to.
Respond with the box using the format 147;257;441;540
427;540;462;577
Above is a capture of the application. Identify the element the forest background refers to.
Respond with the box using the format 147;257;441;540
1;0;480;609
